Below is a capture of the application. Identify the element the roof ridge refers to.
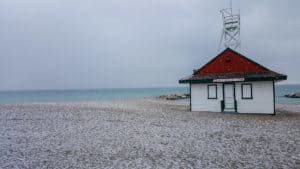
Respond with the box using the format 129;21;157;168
193;48;280;76
180;48;287;84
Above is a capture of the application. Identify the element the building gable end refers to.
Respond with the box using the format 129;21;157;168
194;48;269;76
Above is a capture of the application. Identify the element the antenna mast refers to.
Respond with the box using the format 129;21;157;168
218;1;241;51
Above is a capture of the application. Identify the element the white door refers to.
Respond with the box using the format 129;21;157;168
224;84;235;111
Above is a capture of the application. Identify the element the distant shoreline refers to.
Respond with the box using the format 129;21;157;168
0;98;299;112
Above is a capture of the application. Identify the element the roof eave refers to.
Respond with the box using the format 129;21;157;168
179;75;287;84
179;79;212;84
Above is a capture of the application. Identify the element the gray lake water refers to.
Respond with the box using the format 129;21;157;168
0;85;299;105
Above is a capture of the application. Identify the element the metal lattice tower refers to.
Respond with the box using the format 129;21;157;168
219;1;241;51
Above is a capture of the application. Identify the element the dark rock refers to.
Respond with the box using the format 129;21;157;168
284;92;300;98
157;93;190;100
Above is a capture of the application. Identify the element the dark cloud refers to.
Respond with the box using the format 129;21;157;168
0;0;299;90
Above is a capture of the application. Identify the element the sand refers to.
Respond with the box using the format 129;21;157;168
0;99;299;169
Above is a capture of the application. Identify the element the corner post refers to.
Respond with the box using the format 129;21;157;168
273;80;276;115
189;83;192;111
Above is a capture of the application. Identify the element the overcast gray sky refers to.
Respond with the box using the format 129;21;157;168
0;0;299;90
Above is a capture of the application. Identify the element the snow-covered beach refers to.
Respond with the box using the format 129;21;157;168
0;99;299;169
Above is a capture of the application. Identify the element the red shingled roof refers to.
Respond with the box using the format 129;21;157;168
179;48;287;83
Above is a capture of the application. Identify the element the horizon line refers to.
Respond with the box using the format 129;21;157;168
0;83;299;92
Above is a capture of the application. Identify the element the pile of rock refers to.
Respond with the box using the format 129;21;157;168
158;93;190;100
284;92;300;98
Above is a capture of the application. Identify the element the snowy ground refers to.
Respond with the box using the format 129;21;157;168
0;99;299;169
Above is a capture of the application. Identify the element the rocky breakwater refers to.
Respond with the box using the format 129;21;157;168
158;93;190;100
284;92;300;98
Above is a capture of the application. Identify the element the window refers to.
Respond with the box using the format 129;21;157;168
207;84;217;99
241;83;253;99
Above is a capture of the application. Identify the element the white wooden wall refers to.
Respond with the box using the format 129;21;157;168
236;81;274;114
191;83;223;112
190;81;274;114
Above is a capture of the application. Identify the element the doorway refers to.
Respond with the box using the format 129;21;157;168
223;83;236;112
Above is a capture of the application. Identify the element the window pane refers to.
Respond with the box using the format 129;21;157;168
242;84;252;98
208;85;217;98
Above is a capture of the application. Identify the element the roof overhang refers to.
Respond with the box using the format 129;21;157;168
179;75;287;84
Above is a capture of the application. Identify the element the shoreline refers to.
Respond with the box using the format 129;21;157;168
0;98;299;168
0;97;299;112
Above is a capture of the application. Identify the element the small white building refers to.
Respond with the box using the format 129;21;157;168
179;48;287;114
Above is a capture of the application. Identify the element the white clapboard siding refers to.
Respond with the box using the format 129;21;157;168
235;81;274;114
191;83;223;112
191;81;274;114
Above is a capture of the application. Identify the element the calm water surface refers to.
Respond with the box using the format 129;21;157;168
0;85;299;105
